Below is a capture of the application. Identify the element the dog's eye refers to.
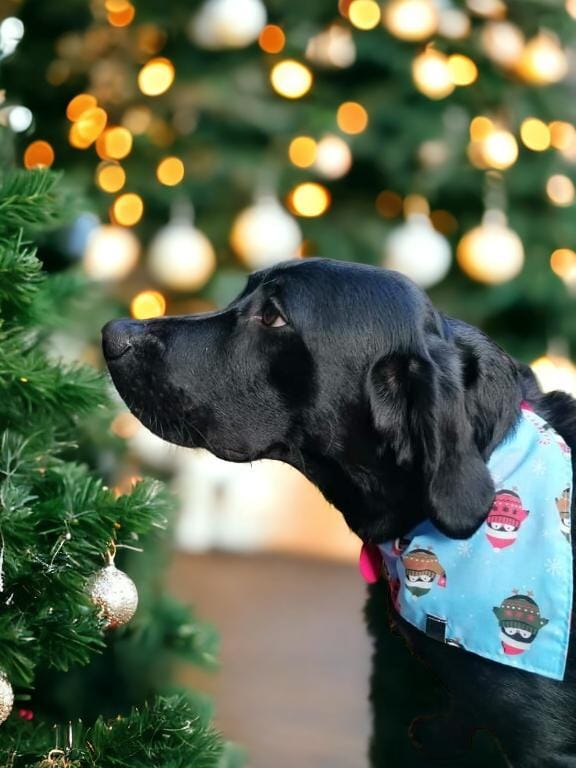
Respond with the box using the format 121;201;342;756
260;300;286;328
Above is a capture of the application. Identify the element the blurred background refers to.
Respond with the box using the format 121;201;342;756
0;0;575;764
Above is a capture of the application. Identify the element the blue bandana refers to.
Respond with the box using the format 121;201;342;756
360;405;573;681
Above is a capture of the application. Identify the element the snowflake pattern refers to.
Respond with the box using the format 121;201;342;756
531;458;546;476
457;541;472;558
545;556;565;577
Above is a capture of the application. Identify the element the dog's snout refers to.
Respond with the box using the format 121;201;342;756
101;318;145;361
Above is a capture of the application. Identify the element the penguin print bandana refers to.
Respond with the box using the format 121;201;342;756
360;404;573;681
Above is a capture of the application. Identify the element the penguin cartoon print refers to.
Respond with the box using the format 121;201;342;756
485;490;529;550
556;488;571;541
401;549;446;598
493;594;549;655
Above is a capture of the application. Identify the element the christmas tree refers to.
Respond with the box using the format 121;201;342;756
0;167;229;766
2;0;576;373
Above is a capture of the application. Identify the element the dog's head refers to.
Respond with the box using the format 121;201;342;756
103;258;521;542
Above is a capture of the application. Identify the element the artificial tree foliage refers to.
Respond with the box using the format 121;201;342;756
0;168;229;766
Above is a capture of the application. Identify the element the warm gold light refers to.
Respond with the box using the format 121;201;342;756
520;118;551;151
288;136;317;167
108;5;136;27
105;0;131;10
111;411;140;439
69;123;93;149
469;116;494;141
481;130;518;170
383;0;438;41
66;93;97;122
517;33;568;85
337;101;368;134
138;58;175;96
412;48;454;100
270;60;313;99
546;175;575;206
100;127;133;160
457;212;524;284
290;183;331;217
550;248;576;279
156;156;185;186
531;354;576;395
83;225;140;281
130;290;166;320
96;162;126;193
314;134;352;179
112;193;144;226
376;190;403;218
447;54;478;86
258;24;285;53
23;140;55;169
549;121;576;151
75;107;107;143
349;0;381;30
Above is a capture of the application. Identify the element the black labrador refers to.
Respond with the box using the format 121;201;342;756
102;258;576;768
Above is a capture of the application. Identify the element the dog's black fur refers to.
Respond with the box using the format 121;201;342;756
103;258;576;767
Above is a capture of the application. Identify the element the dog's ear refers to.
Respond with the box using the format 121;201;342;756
367;346;494;538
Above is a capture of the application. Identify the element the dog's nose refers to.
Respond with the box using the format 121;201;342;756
101;319;145;361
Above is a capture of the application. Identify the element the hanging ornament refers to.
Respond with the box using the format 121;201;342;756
148;203;216;291
383;0;438;41
481;21;524;68
230;196;302;269
0;672;13;724
87;544;138;629
383;213;452;288
457;210;524;284
313;134;353;179
412;48;454;100
83;225;140;281
516;32;568;85
189;0;266;49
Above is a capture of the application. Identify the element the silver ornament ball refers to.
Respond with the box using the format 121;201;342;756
87;563;138;629
0;673;14;725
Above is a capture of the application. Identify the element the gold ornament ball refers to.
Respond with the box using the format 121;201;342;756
87;563;138;629
0;673;14;724
457;213;524;284
148;221;216;292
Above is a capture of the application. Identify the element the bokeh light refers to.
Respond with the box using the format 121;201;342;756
258;24;285;53
66;94;97;122
447;54;478;86
383;0;438;41
96;162;126;193
481;130;518;170
99;127;133;160
74;107;107;144
270;60;313;99
156;156;185;186
531;354;576;395
111;193;144;226
337;101;368;134
110;411;140;439
550;248;576;279
288;136;317;167
130;290;166;319
122;106;152;135
107;4;135;26
23;141;55;169
549;121;575;151
314;135;352;179
138;58;175;96
546;175;575;207
290;183;331;217
517;33;568;85
412;48;454;99
348;0;381;30
520;118;551;151
470;116;494;141
376;190;403;218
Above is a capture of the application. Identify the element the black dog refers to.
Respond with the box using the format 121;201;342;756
102;258;576;767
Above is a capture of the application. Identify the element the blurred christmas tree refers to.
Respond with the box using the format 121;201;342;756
2;0;576;381
0;166;237;765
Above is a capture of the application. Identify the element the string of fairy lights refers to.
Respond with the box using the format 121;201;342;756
6;0;576;393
